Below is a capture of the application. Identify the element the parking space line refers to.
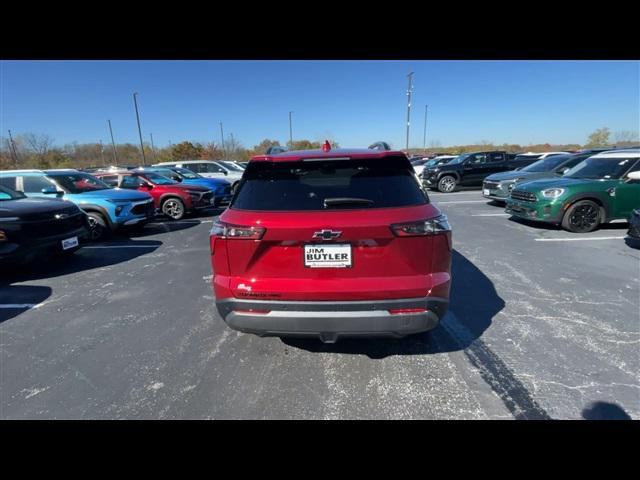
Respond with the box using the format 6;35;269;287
435;200;488;204
82;245;160;249
534;236;626;242
472;213;510;217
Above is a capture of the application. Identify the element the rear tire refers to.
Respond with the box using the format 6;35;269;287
561;200;601;233
161;197;186;220
437;175;457;193
86;212;108;242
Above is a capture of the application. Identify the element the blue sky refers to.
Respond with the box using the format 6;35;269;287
1;60;638;149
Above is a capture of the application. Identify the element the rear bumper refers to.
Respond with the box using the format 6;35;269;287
215;297;448;343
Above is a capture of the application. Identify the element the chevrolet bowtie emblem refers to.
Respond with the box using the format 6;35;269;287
313;229;342;240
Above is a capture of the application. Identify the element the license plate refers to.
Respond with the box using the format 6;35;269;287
483;189;490;196
304;244;352;268
62;236;79;250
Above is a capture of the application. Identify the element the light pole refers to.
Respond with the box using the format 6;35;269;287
150;133;156;162
133;92;146;165
405;72;414;153
99;140;105;166
422;104;428;154
219;122;225;158
7;129;19;167
107;119;118;166
289;111;293;148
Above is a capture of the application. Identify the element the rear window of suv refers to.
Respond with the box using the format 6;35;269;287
231;156;428;211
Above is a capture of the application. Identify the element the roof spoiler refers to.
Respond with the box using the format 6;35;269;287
368;141;391;151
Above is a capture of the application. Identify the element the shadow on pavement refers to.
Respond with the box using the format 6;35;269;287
582;401;632;420
122;219;202;239
281;249;504;359
624;237;640;249
508;216;629;232
0;239;162;284
0;285;52;324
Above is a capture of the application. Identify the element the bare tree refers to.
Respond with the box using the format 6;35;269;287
614;130;639;145
224;134;247;161
23;133;54;157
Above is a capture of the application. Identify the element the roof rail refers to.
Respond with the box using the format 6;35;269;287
368;141;391;151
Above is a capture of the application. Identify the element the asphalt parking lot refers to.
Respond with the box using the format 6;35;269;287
1;193;638;420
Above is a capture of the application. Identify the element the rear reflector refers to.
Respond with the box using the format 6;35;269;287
234;309;270;315
388;308;427;315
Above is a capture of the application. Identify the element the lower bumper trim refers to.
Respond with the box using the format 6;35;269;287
216;297;448;342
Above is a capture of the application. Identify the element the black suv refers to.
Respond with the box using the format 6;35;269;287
0;185;89;264
421;150;540;192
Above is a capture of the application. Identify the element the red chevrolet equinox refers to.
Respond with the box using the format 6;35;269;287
209;143;452;343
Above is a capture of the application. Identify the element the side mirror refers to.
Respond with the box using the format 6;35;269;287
223;171;228;175
559;167;570;175
41;186;63;197
626;171;640;183
141;183;153;190
175;177;183;182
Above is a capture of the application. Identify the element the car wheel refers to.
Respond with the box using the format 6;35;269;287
162;198;185;220
561;200;601;233
437;175;457;193
86;212;108;242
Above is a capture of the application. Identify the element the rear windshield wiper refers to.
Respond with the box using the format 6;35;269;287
323;197;374;208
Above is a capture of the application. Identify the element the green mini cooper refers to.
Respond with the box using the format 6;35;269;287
505;150;640;233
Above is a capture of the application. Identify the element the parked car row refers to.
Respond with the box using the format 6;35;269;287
0;162;239;265
419;148;640;236
420;150;573;193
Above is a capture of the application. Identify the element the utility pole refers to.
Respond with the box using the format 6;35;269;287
405;72;414;153
219;122;225;158
99;140;105;166
422;104;428;154
289;111;293;148
108;119;118;166
7;129;19;167
133;92;146;165
150;133;156;162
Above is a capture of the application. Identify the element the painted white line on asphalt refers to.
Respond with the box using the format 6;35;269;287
82;245;159;249
534;236;626;242
435;200;488;204
472;213;511;217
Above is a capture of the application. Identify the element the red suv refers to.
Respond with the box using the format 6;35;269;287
94;170;215;220
209;144;452;343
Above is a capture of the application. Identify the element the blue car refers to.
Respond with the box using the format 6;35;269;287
137;166;233;206
0;169;155;241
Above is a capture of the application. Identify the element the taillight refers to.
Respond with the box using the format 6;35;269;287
390;215;451;237
211;221;265;240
